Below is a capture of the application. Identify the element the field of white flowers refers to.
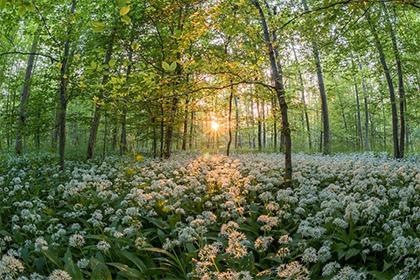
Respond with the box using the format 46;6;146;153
0;153;419;280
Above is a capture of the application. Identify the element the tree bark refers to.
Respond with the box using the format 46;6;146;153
15;30;39;155
189;109;194;150
163;96;178;158
359;62;370;150
354;79;363;150
302;0;330;154
226;83;234;156
272;97;278;151
253;0;292;186
292;43;312;150
57;0;76;169
181;98;189;150
256;97;262;151
120;47;133;156
234;95;240;149
87;28;116;159
367;12;400;158
382;1;406;157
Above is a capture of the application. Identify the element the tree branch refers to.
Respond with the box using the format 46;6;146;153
0;51;58;62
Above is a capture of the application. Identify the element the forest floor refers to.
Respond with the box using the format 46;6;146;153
0;153;419;279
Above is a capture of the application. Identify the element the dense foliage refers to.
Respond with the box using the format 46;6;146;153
0;154;419;279
0;0;419;163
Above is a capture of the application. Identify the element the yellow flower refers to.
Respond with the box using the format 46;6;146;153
126;168;135;176
135;154;144;162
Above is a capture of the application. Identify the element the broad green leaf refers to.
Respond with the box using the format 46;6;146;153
92;21;105;32
91;262;112;280
162;61;171;72
64;248;83;279
121;15;131;25
119;6;130;16
169;62;177;72
131;42;140;50
108;59;117;68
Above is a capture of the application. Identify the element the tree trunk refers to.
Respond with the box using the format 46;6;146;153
152;116;157;157
226;83;234;156
354;79;363;150
359;62;370;150
15;30;39;155
111;124;117;151
181;98;189;150
120;48;133;156
163;96;178;158
382;1;406;157
87;28;115;159
253;0;292;186
367;12;400;158
292;43;312;151
302;0;330;154
272;97;278;151
189;110;194;150
120;108;127;155
57;0;76;169
160;104;164;157
250;93;256;149
256;97;262;151
262;99;266;149
234;95;240;149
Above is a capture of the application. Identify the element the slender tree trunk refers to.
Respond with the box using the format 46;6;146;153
302;0;330;154
359;62;370;150
189;110;194;150
250;93;256;149
120;47;133;156
87;28;115;159
272;97;278;151
338;92;349;147
35;110;41;150
160;104;164;157
367;12;400;158
111;124;117;151
292;43;312;150
57;0;76;169
164;96;178;158
262;99;266;149
181;98;189;150
256;97;262;151
15;30;39;155
234;95;240;149
226;83;233;156
354;79;363;150
102;112;108;159
253;0;292;186
382;1;406;157
152;116;157;157
120;108;127;155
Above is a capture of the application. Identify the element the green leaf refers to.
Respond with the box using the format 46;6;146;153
121;15;131;25
119;6;130;16
116;250;146;271
64;248;83;279
43;249;63;268
169;62;177;72
92;21;105;32
91;262;112;280
345;248;360;260
162;61;171;72
108;59;117;68
108;263;145;279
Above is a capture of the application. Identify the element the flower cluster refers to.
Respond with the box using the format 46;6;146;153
0;152;418;279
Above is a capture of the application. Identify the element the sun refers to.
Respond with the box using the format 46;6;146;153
210;120;220;131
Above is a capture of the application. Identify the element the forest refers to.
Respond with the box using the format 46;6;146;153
0;0;419;279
